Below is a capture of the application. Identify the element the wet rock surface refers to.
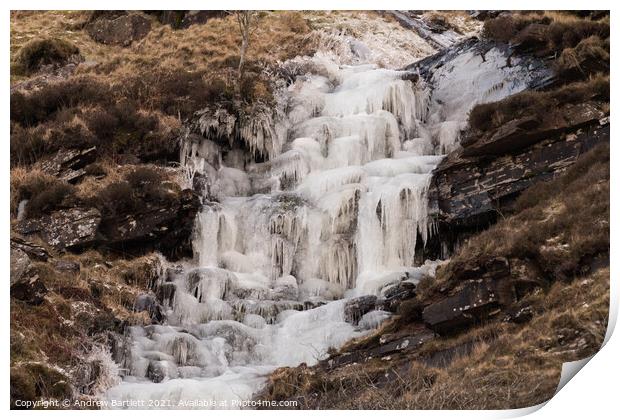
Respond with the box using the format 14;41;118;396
344;295;378;324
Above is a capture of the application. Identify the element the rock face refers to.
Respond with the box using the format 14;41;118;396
15;190;200;259
17;207;101;251
38;147;97;183
424;117;610;257
423;279;503;333
86;13;151;46
98;189;200;259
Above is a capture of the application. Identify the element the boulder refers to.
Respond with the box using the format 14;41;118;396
38;147;97;184
10;248;31;285
11;274;47;305
86;13;151;46
17;207;101;251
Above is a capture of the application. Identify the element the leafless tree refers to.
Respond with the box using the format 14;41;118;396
233;11;259;83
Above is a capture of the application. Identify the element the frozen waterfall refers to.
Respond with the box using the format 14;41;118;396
104;39;536;409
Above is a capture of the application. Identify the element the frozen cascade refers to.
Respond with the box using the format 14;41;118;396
105;40;537;409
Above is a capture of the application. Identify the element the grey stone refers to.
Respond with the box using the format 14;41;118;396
10;248;31;285
18;208;101;250
86;13;151;47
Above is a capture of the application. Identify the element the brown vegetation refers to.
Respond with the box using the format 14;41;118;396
468;74;609;133
483;12;609;52
12;37;80;75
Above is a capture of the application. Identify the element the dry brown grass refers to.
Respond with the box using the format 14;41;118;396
10;11;315;81
483;11;609;50
468;74;609;133
555;36;610;77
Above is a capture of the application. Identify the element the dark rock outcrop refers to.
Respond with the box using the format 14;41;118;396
328;330;436;368
86;13;151;46
11;274;47;305
424;117;609;258
15;189;200;259
98;189;200;259
423;279;504;333
406;37;555;90
38;147;97;184
422;255;549;334
344;295;378;324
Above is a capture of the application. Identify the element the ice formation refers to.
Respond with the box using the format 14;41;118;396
105;35;535;409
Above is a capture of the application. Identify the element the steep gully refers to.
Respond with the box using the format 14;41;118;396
103;34;550;408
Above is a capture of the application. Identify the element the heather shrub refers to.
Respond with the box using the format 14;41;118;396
13;38;80;75
10;169;76;218
25;182;76;218
10;76;112;126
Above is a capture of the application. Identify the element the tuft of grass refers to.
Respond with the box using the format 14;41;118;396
13;37;80;75
10;168;76;217
555;36;610;78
